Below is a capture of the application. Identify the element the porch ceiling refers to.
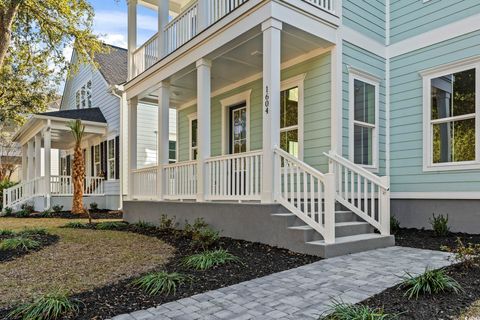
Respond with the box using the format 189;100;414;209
142;24;332;107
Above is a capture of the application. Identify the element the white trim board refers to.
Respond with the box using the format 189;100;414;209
391;192;480;200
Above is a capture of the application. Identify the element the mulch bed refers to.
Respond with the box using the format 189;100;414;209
0;224;320;320
362;263;480;319
394;228;480;251
0;233;60;263
4;210;123;220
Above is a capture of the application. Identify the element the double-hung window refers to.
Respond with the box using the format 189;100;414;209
94;144;101;176
280;87;300;158
349;69;379;170
75;80;92;109
108;139;115;180
423;62;479;171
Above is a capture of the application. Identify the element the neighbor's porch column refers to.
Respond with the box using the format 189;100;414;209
158;0;169;58
196;58;212;202
43;121;52;209
157;81;170;200
261;19;282;203
21;144;27;181
27;139;34;181
127;0;138;80
34;134;42;178
128;97;138;199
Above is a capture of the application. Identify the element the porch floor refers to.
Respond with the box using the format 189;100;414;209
111;246;452;320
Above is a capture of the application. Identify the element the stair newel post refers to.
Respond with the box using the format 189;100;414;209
272;147;280;201
379;176;390;236
324;173;336;244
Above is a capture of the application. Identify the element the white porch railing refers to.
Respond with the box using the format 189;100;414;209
132;33;160;77
2;177;45;209
303;0;336;13
325;151;390;235
274;147;336;243
206;150;262;201
207;0;249;25
165;2;198;55
132;166;158;200
50;176;105;196
164;161;198;200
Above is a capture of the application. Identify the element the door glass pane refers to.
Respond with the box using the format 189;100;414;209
191;119;198;148
431;69;475;120
280;129;299;158
433;118;475;163
354;79;375;124
281;87;299;128
232;107;247;154
354;125;373;165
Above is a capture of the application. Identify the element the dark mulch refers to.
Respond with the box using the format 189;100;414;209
0;233;60;263
362;263;480;319
394;228;480;251
0;224;320;320
4;210;123;220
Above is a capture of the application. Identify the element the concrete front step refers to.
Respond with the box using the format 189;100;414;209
288;221;373;239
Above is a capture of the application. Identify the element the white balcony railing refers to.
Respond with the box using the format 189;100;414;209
164;161;198;200
165;2;198;55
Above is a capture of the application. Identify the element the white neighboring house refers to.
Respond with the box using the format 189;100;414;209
3;43;176;211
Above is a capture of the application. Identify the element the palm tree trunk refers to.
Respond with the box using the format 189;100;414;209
71;145;85;214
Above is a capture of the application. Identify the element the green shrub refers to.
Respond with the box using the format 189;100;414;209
191;227;220;250
20;203;35;214
0;229;16;236
401;267;462;299
52;205;64;213
159;214;177;231
320;300;395;320
321;301;393;320
95;221;128;230
15;210;31;218
184;218;208;236
132;220;156;229
182;249;240;270
8;290;79;320
429;213;450;237
0;237;40;251
132;271;189;296
62;222;89;229
89;202;99;211
39;209;53;218
19;227;48;237
3;207;13;216
390;216;400;234
441;238;480;268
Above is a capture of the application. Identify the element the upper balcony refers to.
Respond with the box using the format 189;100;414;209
129;0;339;80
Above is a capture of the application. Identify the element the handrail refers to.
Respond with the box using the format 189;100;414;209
276;147;326;181
205;149;263;162
164;160;198;168
165;1;199;30
132;165;158;173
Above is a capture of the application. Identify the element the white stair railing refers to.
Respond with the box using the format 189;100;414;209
132;166;158;200
274;147;336;243
206;150;262;201
325;151;390;235
164;161;198;200
2;177;45;209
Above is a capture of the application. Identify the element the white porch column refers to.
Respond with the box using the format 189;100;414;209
157;82;170;200
197;1;209;32
34;134;42;178
27;139;34;181
196;58;211;202
43;121;51;209
127;0;138;80
21;144;27;180
128;97;138;199
261;19;282;203
158;0;169;58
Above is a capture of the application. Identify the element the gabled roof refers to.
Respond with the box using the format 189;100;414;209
38;108;107;123
93;44;128;86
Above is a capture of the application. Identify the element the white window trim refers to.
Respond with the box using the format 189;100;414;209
348;67;380;172
421;59;480;172
220;90;252;155
94;144;101;176
281;74;306;160
188;112;198;161
107;138;116;180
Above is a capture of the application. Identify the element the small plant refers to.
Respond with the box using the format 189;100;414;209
441;238;480;268
52;205;64;213
132;220;156;229
182;249;240;270
191;227;220;250
20;203;35;214
15;210;31;218
19;227;48;237
3;207;13;216
95;221;128;230
320;300;395;320
89;202;99;211
8;290;79;320
184;217;208;237
0;237;40;251
429;213;450;237
0;229;16;236
159;214;177;231
131;271;189;296
39;209;53;218
62;221;89;229
390;215;400;234
400;267;462;299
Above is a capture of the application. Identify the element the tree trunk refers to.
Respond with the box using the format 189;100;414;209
0;2;21;69
71;144;85;214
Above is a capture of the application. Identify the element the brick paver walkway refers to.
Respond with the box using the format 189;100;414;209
111;247;452;320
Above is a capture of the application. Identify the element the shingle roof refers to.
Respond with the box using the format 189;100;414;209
37;108;107;123
94;44;128;86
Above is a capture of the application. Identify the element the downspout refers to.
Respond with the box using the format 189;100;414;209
110;84;125;210
385;0;391;177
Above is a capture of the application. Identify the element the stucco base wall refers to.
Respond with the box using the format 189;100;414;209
28;195;120;211
392;199;480;234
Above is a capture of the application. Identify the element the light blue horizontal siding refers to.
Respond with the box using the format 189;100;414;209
390;0;480;44
342;41;387;175
343;0;385;43
390;30;480;192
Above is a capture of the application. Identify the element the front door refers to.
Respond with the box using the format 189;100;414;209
229;103;247;154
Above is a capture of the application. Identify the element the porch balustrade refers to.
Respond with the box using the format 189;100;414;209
163;161;198;200
50;176;105;196
132;166;158;200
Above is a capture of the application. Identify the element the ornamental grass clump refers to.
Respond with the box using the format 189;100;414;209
0;237;40;251
320;300;395;320
132;220;156;230
19;227;48;237
400;267;462;299
429;213;450;237
182;249;240;271
61;221;89;229
95;221;128;230
8;291;79;320
0;229;16;236
132;271;189;296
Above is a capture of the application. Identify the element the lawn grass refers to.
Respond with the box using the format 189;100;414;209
0;218;174;308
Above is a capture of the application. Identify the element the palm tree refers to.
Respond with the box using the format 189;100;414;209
67;119;85;214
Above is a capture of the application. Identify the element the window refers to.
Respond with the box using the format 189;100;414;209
169;140;176;163
94;144;101;176
75;80;92;109
423;62;479;171
280;87;300;158
189;115;198;160
349;69;379;169
108;139;115;180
